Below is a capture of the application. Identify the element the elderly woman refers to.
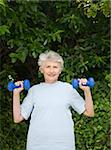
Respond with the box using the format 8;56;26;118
13;50;94;150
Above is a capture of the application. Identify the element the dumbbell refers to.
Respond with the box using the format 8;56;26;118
72;77;95;89
8;79;30;92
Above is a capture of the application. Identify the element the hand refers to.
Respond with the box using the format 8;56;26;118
13;81;24;94
78;78;90;91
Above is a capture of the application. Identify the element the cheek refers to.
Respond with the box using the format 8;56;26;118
42;68;49;73
57;69;61;75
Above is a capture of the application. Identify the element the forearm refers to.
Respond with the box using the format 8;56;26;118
13;92;24;123
84;88;94;117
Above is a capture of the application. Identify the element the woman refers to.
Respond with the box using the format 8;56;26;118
13;50;94;150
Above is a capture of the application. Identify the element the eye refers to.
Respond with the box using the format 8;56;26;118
46;65;50;68
53;66;58;68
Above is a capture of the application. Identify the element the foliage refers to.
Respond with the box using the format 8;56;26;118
0;0;110;150
76;0;110;18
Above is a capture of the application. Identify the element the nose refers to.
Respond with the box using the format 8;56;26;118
50;67;54;73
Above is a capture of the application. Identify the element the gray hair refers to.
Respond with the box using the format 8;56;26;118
38;50;64;70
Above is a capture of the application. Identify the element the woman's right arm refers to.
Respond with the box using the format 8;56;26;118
13;81;24;123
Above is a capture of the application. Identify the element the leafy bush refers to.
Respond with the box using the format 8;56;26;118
0;0;110;149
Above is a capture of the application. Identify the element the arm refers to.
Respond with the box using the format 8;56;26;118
13;81;24;123
79;79;94;117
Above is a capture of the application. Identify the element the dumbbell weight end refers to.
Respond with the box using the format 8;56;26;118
8;79;30;92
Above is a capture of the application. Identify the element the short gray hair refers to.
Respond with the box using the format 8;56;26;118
38;50;64;70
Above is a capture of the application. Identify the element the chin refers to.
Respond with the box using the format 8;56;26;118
47;78;57;83
49;80;57;83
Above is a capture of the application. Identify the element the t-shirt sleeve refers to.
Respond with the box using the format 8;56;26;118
20;88;34;120
69;86;86;114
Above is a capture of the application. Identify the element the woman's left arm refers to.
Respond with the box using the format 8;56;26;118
79;79;94;117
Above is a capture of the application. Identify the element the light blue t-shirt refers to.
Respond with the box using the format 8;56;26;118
20;81;85;150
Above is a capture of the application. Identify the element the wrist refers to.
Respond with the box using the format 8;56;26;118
13;90;20;95
84;87;90;93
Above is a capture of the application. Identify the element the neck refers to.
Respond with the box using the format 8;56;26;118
45;80;58;84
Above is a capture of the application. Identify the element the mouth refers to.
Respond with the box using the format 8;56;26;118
47;74;56;77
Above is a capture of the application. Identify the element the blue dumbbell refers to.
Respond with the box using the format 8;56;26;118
72;77;95;89
8;79;30;92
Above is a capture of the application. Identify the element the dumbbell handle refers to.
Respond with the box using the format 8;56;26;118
72;77;95;89
11;83;22;89
81;81;90;86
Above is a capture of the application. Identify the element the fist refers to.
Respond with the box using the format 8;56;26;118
78;78;90;91
13;81;24;93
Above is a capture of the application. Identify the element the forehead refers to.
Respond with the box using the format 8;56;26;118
43;60;61;66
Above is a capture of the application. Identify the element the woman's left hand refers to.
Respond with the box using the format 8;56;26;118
78;78;90;91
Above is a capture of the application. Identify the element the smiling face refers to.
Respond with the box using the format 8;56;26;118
40;60;62;83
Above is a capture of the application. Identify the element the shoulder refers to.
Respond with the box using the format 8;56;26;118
59;81;74;90
59;81;70;86
28;83;42;92
60;81;78;94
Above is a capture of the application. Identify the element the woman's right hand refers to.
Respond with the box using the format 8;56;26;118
13;81;24;94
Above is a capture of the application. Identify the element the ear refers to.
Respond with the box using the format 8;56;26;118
58;70;62;76
59;67;63;74
39;67;43;74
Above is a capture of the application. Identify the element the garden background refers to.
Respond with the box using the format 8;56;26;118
0;0;110;150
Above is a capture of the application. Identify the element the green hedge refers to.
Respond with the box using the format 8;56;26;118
0;1;110;150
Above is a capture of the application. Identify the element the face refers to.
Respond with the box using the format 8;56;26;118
40;60;62;83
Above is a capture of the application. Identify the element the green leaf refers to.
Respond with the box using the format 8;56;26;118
0;0;5;7
0;25;10;35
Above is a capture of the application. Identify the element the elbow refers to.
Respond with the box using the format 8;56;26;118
13;116;23;123
88;113;94;117
87;112;95;117
14;119;21;123
84;110;95;117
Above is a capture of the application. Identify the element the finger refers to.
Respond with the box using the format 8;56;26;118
20;81;24;88
15;81;20;86
15;81;23;88
80;78;87;85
